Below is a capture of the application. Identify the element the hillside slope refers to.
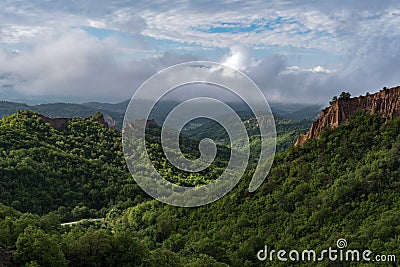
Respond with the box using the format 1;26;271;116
0;110;399;266
0;111;229;219
112;111;400;266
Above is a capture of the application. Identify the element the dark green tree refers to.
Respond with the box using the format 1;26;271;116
339;91;351;99
13;226;66;267
329;95;338;105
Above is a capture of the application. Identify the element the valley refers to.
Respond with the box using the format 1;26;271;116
0;87;399;266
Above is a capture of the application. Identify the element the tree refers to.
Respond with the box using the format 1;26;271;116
339;91;351;100
149;249;182;267
62;227;113;267
111;230;152;266
0;216;16;248
183;254;229;267
13;226;66;267
329;96;338;105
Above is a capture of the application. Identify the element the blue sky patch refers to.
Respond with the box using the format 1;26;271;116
80;26;116;39
193;17;312;36
194;22;258;34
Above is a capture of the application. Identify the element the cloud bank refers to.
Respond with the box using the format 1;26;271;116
0;0;399;104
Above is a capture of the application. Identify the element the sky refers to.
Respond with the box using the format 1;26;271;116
0;0;400;104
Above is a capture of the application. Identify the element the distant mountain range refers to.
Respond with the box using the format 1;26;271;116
0;99;322;130
0;100;128;129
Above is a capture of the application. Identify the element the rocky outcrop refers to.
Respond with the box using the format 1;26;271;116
295;86;400;146
25;111;109;130
37;116;72;129
103;114;116;128
122;119;158;132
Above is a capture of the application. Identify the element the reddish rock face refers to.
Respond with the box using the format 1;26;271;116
25;112;109;130
38;117;71;129
295;86;400;146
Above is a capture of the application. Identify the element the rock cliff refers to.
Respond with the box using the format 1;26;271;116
295;86;400;146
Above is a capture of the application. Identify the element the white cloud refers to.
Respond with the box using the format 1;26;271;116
0;28;201;101
283;65;334;74
0;0;400;104
2;0;400;54
88;19;106;29
311;66;333;74
0;25;50;43
222;45;260;71
108;9;147;34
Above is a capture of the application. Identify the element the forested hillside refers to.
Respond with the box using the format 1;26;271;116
0;111;232;219
0;110;399;266
182;111;311;153
0;111;140;220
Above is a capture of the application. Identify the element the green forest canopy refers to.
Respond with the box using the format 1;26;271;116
0;110;399;266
